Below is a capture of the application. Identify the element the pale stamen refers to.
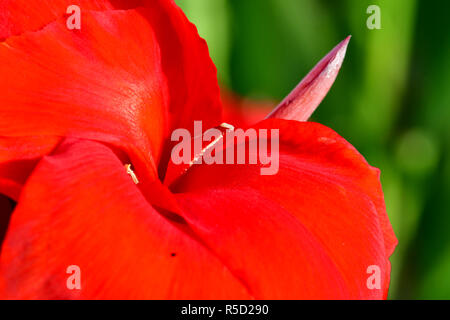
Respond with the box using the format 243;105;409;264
189;123;235;167
125;164;139;184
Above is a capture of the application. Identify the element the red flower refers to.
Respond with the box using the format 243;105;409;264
0;0;396;299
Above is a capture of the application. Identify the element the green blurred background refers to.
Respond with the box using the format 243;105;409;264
176;0;450;299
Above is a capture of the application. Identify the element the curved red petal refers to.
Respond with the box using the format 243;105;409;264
171;119;397;299
0;9;169;180
0;139;251;299
1;0;222;132
0;0;143;40
176;192;351;299
0;136;61;200
1;1;222;182
143;0;222;133
143;0;223;178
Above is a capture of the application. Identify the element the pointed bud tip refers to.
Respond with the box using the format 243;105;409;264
323;35;351;79
266;36;351;122
338;35;351;56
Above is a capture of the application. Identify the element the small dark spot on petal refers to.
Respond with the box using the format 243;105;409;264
170;253;176;257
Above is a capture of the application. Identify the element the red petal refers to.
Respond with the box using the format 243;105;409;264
143;0;223;177
1;0;222;133
266;36;350;121
171;119;397;299
0;136;61;200
0;9;169;181
0;139;251;299
143;0;222;133
0;0;142;40
1;1;223;182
